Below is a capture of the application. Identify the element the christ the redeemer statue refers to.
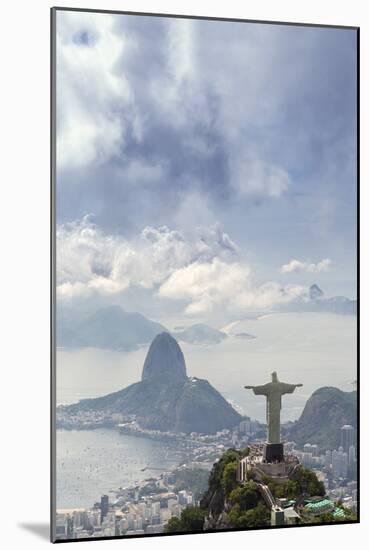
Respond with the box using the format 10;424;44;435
245;372;302;446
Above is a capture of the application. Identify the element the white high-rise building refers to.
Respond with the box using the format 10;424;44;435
120;517;129;532
332;448;348;479
311;444;319;457
178;490;189;506
342;451;348;478
239;419;252;434
340;425;355;452
301;451;313;467
325;449;332;470
152;502;160;516
160;508;171;523
332;450;340;478
138;502;146;515
348;445;356;466
55;513;69;538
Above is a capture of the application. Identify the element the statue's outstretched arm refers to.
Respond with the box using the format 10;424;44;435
245;384;268;395
280;382;303;394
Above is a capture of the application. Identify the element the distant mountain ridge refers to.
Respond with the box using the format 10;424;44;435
57;305;166;351
287;386;357;449
172;324;227;345
58;306;229;351
281;284;357;315
57;283;354;354
309;283;324;301
61;333;242;434
307;284;357;315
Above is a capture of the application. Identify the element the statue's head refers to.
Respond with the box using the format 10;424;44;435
271;371;278;382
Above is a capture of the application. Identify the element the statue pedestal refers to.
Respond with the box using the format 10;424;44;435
263;443;284;463
240;444;300;484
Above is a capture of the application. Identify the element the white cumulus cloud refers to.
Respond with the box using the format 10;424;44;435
57;216;306;315
57;216;238;299
281;258;332;274
159;258;304;315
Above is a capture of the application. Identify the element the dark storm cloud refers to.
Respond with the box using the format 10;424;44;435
56;11;357;299
57;14;356;224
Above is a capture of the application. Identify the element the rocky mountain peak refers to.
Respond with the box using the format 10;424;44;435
309;284;324;301
141;332;187;382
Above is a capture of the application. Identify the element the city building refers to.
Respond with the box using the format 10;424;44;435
283;441;296;455
348;445;356;466
340;425;355;452
55;513;69;538
325;449;332;470
236;456;248;482
271;507;285;526
239;418;251;435
311;444;319;457
100;495;109;523
332;448;348;480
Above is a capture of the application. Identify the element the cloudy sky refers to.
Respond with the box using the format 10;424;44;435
56;10;357;323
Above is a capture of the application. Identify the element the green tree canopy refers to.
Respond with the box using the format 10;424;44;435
229;481;259;510
221;461;238;496
228;502;270;529
165;507;206;533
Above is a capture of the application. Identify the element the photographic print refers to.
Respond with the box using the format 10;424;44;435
51;8;359;542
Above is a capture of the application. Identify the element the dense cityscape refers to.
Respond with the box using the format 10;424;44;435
55;417;357;540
